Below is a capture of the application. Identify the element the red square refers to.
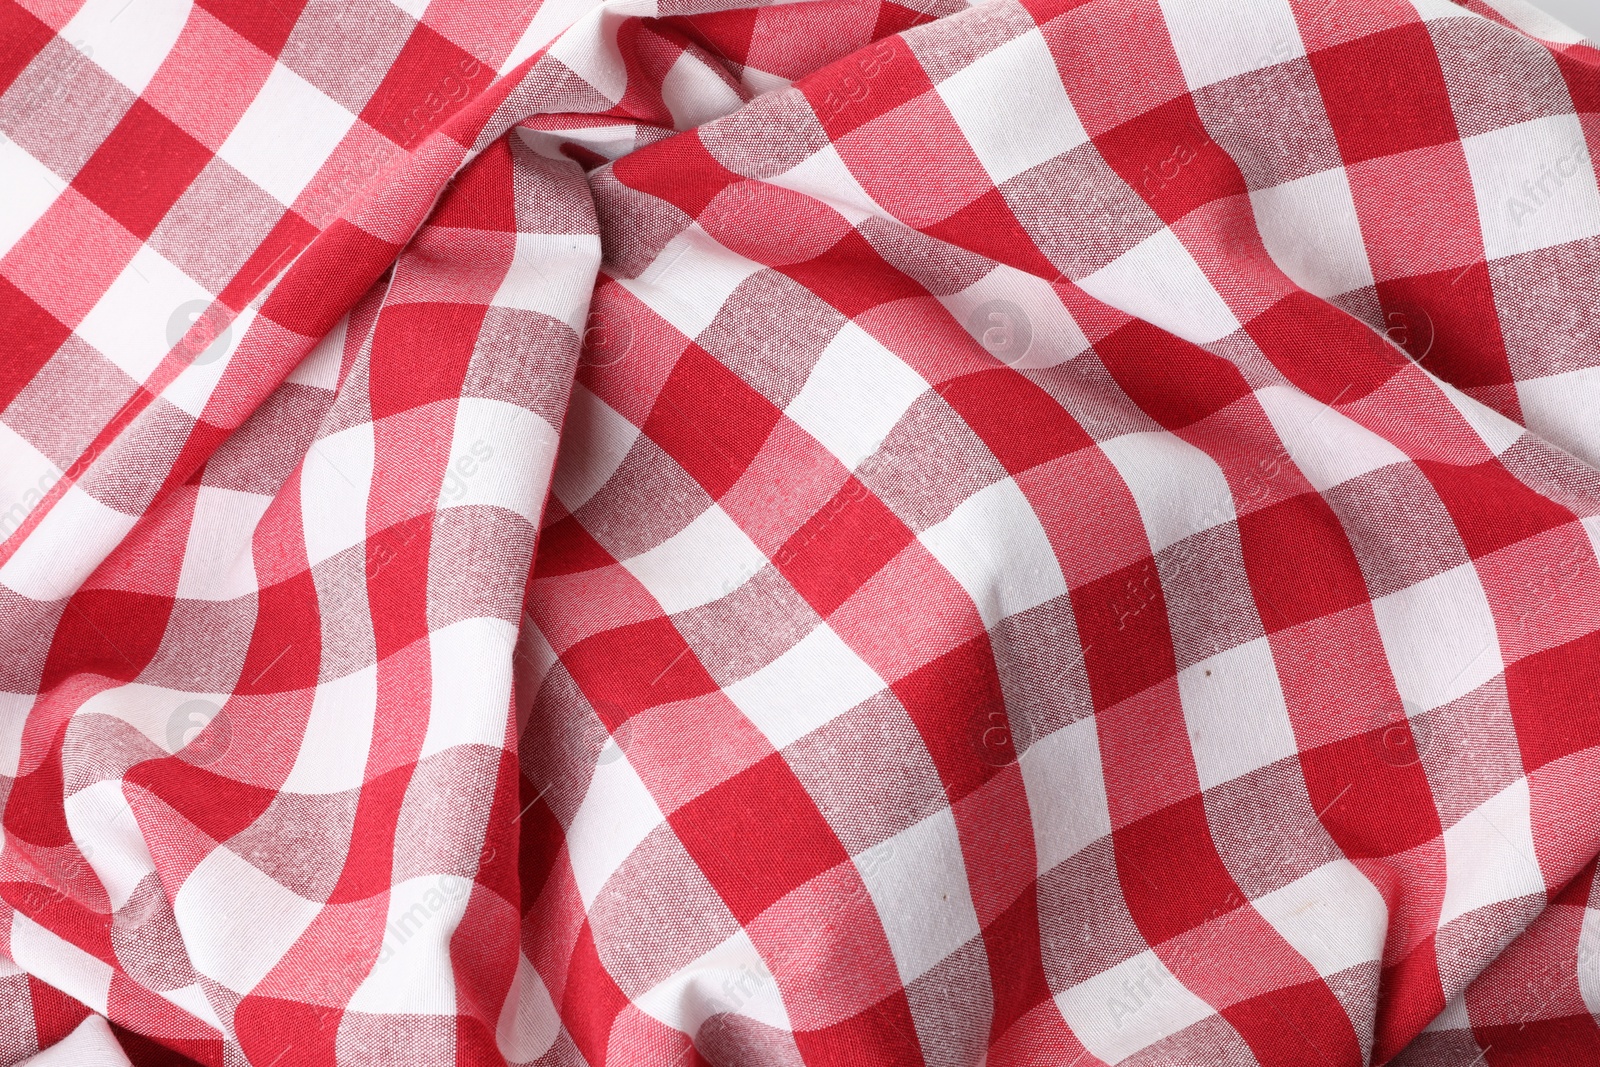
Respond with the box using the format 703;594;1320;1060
1095;94;1248;224
0;276;70;411
791;991;924;1067
1417;458;1576;560
801;35;931;141
367;301;485;419
921;189;1059;280
612;131;741;219
670;752;849;924
1299;726;1442;859
1310;23;1461;165
1114;796;1246;948
1237;491;1369;633
72;100;213;241
561;924;632;1067
1071;557;1177;712
891;635;1009;804
0;1;56;97
1375;264;1513;390
1246;290;1399;405
359;23;494;150
429;136;518;233
642;345;782;500
1374;937;1447;1063
662;10;758;68
1096;319;1253;431
1507;629;1600;774
1480;1016;1600;1067
40;590;171;693
1221;979;1364;1067
229;571;318;699
938;368;1092;476
260;218;398;340
776;478;914;618
563;616;721;725
531;515;617;580
777;229;927;321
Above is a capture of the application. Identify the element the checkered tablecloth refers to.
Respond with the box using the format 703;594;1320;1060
2;0;1600;1062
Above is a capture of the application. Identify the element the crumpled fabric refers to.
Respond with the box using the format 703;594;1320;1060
2;0;1600;1062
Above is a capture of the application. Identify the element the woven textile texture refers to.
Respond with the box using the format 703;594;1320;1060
2;0;1600;1062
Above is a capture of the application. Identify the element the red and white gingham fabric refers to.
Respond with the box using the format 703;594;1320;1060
2;0;1600;1062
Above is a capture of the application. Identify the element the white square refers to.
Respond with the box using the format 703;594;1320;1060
567;755;666;907
766;144;886;226
75;244;212;385
1053;950;1214;1064
784;322;928;470
218;63;357;207
63;0;191;95
0;692;30;777
1253;860;1387;977
0;484;137;601
348;874;473;1014
1371;563;1504;714
725;623;885;749
1159;0;1305;89
0;136;63;260
546;5;628;102
175;486;273;601
438;397;561;526
63;779;156;912
423;617;517;758
919;478;1067;629
1099;431;1236;555
661;51;744;131
10;913;114;1015
857;809;982;985
1440;777;1545;927
287;315;346;390
552;383;639;511
1579;900;1600;1017
1463;114;1600;260
621;504;768;615
282;665;377;794
1077;229;1241;344
1439;379;1524;457
937;29;1088;185
300;422;375;568
1020;716;1112;874
0;420;62;537
939;262;1091;369
1255;385;1409;493
493;233;603;332
173;845;322;994
497;955;562;1063
616;225;763;340
635;930;791;1032
1516;365;1600;468
1178;638;1299;790
1250;168;1376;299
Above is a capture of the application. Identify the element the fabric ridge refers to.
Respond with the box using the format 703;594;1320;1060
2;0;1600;1063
